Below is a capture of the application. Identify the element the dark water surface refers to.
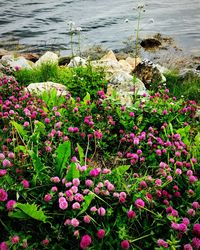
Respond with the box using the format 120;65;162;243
0;0;200;54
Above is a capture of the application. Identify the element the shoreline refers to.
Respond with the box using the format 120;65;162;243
0;33;200;70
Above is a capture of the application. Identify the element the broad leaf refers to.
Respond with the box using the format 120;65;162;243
112;165;130;176
12;203;48;223
11;121;28;141
28;150;46;183
77;143;84;164
66;162;80;181
55;140;71;177
77;194;94;216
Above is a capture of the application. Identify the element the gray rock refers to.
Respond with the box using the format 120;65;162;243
68;57;87;67
179;69;200;79
25;82;69;96
133;59;166;89
35;51;58;67
1;55;33;70
107;71;147;106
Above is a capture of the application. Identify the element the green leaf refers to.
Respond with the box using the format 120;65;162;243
176;125;191;145
11;121;28;141
12;203;49;222
77;194;94;216
55;140;71;177
14;145;27;153
194;132;200;145
9;210;29;220
83;92;90;104
77;143;84;164
28;150;46;183
30;121;46;144
66;162;80;181
169;122;174;135
112;165;130;176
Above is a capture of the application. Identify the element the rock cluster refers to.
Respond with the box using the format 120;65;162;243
0;49;170;105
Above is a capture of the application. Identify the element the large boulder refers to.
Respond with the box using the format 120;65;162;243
100;50;118;62
140;38;162;49
35;51;58;67
0;49;10;59
125;57;141;70
25;82;69;96
107;71;147;106
133;59;166;88
1;55;33;70
68;56;87;67
21;53;40;63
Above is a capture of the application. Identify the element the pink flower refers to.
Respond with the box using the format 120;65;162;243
182;218;190;226
90;168;100;177
0;189;8;201
184;244;193;250
121;240;130;249
80;235;92;249
189;176;198;183
192;202;199;210
72;178;80;186
175;168;182;175
127;210;136;219
72;202;80;210
162;110;167;115
74;230;79;237
71;218;79;227
94;130;103;139
107;183;115;191
74;193;84;202
193;224;200;237
0;153;5;160
7;152;14;159
85;179;93;187
21;180;30;188
83;215;91;224
6;200;16;211
188;209;196;217
0;242;8;250
157;239;168;248
50;176;60;183
90;206;97;212
12;235;20;244
155;179;162;186
156;149;162;156
44;194;52;202
0;169;7;176
98;207;106;216
42;239;49;245
64;219;71;226
119;192;127;199
97;229;105;239
192;237;200;249
135;198;145;209
178;223;188;233
102;168;111;174
68;127;74;133
71;186;78;194
51;186;58;192
59;197;68;209
2;159;11;167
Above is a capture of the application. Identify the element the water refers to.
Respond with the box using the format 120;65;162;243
0;0;200;54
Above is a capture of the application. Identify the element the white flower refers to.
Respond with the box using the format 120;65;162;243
76;27;82;32
67;21;75;27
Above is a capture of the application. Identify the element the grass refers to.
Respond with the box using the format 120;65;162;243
14;63;107;99
164;70;200;102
